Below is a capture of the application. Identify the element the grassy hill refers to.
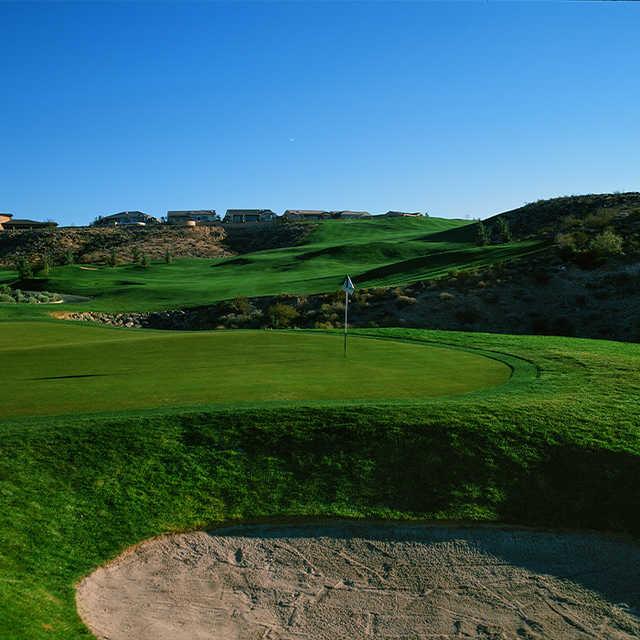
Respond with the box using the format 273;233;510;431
0;216;545;316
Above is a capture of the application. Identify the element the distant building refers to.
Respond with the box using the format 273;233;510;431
2;217;58;230
223;209;277;224
93;211;160;227
283;210;332;221
383;211;424;217
333;210;371;219
0;213;13;231
167;210;219;225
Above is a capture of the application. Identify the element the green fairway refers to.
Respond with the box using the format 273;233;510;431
0;322;510;419
0;217;545;316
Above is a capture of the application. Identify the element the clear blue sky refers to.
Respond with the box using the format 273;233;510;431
1;2;639;225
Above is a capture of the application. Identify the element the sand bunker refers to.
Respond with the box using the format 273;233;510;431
77;522;640;639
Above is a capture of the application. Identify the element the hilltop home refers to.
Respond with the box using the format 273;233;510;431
223;209;277;224
167;210;219;225
2;218;58;230
334;210;371;219
0;213;13;231
384;211;424;217
94;211;160;227
283;210;332;221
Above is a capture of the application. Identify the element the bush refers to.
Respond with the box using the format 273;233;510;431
266;303;299;328
590;229;624;258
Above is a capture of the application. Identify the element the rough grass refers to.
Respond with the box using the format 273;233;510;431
1;327;640;639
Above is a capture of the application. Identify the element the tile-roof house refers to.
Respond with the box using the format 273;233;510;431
223;209;277;224
94;211;160;226
283;210;332;221
167;210;219;225
0;213;13;231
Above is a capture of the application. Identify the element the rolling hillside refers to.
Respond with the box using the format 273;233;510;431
0;216;545;316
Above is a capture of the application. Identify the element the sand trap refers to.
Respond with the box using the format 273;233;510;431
77;521;640;640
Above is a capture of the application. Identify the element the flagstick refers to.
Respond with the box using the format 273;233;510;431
344;289;348;357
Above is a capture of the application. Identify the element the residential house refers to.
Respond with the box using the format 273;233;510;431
223;209;277;224
2;218;58;230
282;210;332;221
0;213;13;231
333;211;371;219
93;211;160;226
167;210;219;225
383;211;424;217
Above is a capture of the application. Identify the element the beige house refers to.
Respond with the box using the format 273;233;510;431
283;210;332;221
0;213;12;231
167;210;219;225
384;211;424;217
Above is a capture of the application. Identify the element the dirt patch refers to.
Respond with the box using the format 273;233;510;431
76;522;640;639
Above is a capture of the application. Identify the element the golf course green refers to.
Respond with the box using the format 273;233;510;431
0;322;511;419
1;218;640;640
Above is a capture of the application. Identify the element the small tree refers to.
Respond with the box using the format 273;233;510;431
164;249;173;264
107;248;118;267
15;256;33;280
40;252;52;276
497;218;512;243
141;254;149;268
131;247;141;264
475;219;490;246
64;249;75;265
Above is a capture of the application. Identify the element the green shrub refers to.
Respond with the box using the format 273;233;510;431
590;229;624;258
475;219;489;246
497;218;512;242
266;303;299;328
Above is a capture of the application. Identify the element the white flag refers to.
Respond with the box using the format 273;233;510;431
342;275;355;295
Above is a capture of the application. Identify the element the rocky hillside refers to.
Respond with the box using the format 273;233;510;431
489;191;640;240
0;222;314;267
58;245;640;342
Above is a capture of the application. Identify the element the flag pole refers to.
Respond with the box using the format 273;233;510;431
344;288;348;357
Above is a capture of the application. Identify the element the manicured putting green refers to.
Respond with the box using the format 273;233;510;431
0;322;510;418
